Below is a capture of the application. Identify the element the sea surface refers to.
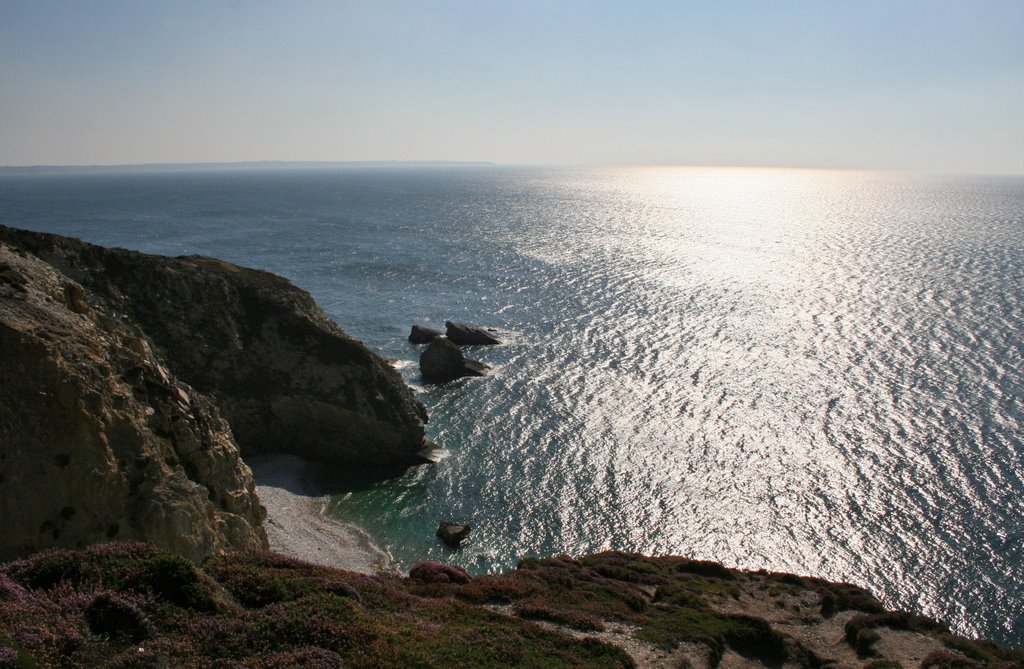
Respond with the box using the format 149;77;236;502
1;165;1022;646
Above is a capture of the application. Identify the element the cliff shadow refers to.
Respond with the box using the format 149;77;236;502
246;453;411;497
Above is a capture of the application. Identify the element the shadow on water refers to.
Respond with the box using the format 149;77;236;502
245;453;417;498
303;460;417;496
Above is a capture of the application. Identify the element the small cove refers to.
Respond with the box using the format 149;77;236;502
3;165;1022;645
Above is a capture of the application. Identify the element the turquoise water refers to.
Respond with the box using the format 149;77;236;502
2;165;1022;646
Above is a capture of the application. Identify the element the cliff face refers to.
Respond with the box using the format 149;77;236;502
1;224;432;562
0;243;267;562
0;225;430;465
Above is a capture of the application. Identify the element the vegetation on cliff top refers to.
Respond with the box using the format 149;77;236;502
2;545;1020;668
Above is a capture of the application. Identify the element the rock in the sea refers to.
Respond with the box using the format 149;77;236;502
436;522;472;548
0;242;267;563
416;437;447;463
0;225;432;467
445;321;501;346
408;325;443;344
420;338;489;383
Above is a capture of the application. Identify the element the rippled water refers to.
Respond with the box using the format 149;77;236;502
2;166;1022;645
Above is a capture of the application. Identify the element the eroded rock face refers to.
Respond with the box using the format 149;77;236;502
0;243;267;562
0;226;430;466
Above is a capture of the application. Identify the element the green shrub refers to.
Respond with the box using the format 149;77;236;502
653;584;705;609
854;628;881;656
578;553;668;586
2;549;82;590
674;560;734;580
246;595;359;654
941;634;1024;667
637;609;786;663
211;564;314;608
514;602;605;632
844;612;948;650
244;646;344;669
110;554;215;611
811;581;884;614
921;651;985;669
85;593;151;642
773;573;805;587
456;573;546;605
679;576;741;599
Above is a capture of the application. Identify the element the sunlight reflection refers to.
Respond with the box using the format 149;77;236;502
608;166;870;286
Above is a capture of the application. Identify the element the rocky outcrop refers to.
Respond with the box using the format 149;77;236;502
419;338;489;382
0;243;267;563
408;325;442;344
0;225;431;466
436;522;471;548
445;321;500;345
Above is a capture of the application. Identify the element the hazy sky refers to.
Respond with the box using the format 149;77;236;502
1;1;1022;173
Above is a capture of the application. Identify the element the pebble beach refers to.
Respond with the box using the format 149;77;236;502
246;454;396;575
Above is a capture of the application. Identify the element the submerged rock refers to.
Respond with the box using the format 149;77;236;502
409;325;443;344
420;338;489;382
445;321;501;346
0;225;432;467
436;522;472;548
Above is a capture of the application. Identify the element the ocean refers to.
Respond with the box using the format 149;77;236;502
1;165;1022;646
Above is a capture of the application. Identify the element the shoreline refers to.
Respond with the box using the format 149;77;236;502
246;454;396;575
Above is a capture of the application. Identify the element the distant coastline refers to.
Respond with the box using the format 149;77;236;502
0;159;498;176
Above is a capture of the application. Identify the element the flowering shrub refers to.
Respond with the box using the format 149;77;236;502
0;544;642;667
0;647;18;668
2;548;85;590
514;602;605;631
85;593;151;642
409;561;472;584
247;646;345;669
106;553;217;611
0;575;27;604
5;542;1011;669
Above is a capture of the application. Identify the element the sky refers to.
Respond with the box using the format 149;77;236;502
1;0;1022;173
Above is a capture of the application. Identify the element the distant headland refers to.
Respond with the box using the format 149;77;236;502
0;160;498;176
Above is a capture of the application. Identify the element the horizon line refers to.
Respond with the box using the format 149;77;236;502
0;159;498;172
0;160;1020;178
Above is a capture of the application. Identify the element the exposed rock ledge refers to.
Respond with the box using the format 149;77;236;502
0;225;432;562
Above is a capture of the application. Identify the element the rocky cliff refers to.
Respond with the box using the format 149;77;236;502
0;225;431;465
0;225;433;563
0;242;266;562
